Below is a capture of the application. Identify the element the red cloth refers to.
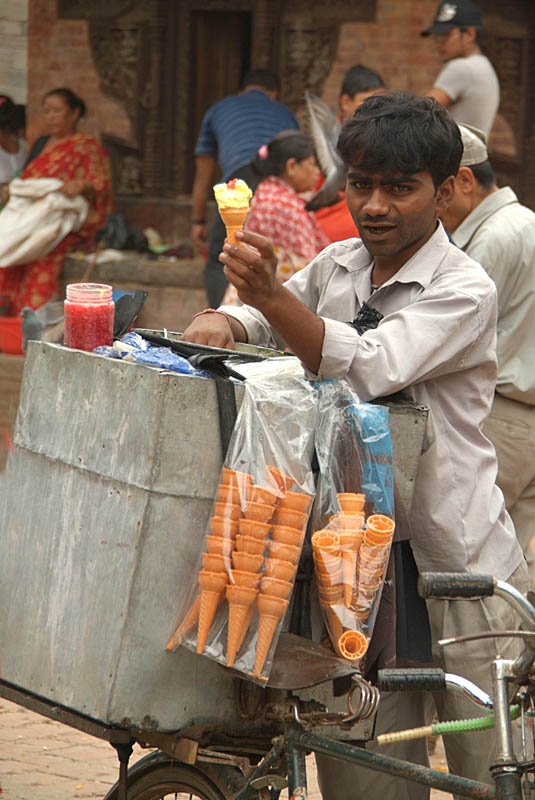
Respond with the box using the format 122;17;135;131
245;175;329;262
314;194;359;243
0;133;113;314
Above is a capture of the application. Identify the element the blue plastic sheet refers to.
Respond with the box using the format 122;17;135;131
94;332;211;378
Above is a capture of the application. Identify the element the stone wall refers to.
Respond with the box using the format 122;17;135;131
0;0;28;103
26;0;131;148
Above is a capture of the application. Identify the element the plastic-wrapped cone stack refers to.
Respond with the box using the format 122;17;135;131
166;592;200;651
337;492;366;514
340;531;363;607
254;594;289;676
338;629;368;661
312;530;345;645
226;584;258;667
196;570;228;654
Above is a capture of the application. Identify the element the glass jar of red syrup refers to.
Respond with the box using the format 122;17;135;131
64;283;115;352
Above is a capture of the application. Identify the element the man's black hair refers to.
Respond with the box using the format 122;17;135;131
341;65;385;98
241;69;280;93
469;160;496;190
337;91;463;189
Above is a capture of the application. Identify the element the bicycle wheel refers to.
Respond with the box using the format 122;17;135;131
106;763;229;800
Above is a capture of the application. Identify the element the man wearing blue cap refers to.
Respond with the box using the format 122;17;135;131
422;0;499;136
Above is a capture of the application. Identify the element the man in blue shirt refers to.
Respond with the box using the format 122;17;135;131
191;69;299;306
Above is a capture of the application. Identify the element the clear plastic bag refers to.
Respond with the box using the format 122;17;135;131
167;371;317;683
310;380;394;664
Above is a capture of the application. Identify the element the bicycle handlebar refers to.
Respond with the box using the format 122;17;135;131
418;573;495;599
378;669;494;710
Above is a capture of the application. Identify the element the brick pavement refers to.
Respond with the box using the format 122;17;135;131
0;698;452;799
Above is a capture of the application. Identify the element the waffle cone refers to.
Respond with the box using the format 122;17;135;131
232;551;263;573
366;514;395;538
271;525;303;547
166;593;200;650
278;491;312;513
338;629;368;661
234;603;256;657
197;589;222;654
260;576;293;599
264;558;297;582
267;465;294;492
342;551;358;606
322;603;343;644
219;206;249;244
311;530;340;554
254;613;279;676
337;493;366;513
226;584;257;666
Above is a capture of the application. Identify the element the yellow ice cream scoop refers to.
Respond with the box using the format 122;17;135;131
213;178;252;244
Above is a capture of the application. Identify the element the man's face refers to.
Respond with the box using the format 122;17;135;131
345;166;453;269
433;27;473;61
439;170;473;233
340;89;385;122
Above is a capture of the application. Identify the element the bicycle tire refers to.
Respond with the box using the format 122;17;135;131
105;763;229;800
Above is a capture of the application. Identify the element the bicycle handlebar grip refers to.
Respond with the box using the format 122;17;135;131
418;573;495;599
378;668;446;692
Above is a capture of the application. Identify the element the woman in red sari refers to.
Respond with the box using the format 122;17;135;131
0;88;113;314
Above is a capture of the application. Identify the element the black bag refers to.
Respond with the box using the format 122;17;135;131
96;212;149;252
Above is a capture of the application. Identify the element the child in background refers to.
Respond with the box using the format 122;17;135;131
221;130;329;305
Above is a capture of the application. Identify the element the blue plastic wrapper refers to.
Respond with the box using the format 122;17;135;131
93;332;210;378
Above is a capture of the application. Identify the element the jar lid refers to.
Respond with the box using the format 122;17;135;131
66;283;113;303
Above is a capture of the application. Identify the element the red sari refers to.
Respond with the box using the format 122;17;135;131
0;132;113;314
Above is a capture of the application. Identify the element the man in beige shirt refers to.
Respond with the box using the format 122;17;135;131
441;124;535;583
182;92;526;798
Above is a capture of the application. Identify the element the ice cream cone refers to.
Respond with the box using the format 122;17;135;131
322;602;344;644
318;583;344;604
366;514;395;538
311;530;340;554
196;571;228;654
364;528;393;547
209;516;239;539
342;550;358;606
166;593;200;650
226;584;258;667
234;602;256;657
271;524;304;547
238;518;271;540
254;594;289;676
315;563;343;586
313;549;341;574
260;576;293;599
232;551;264;573
221;468;253;490
274;507;307;531
217;483;243;506
235;534;267;555
267;539;300;564
220;206;249;244
264;557;298;582
329;512;365;530
205;535;234;555
230;569;261;589
244;501;274;523
267;466;294;492
337;493;366;513
249;484;279;506
202;552;228;573
213;501;242;521
339;532;363;551
278;492;313;513
338;629;368;661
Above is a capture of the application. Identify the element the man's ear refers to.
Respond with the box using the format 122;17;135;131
435;175;455;214
457;166;476;194
339;93;353;117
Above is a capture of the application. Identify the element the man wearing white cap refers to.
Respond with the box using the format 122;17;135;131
441;124;535;583
422;0;499;136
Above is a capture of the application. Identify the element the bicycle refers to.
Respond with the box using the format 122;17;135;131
103;571;535;800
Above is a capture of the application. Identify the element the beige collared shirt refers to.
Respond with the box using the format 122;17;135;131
450;186;535;406
221;224;523;579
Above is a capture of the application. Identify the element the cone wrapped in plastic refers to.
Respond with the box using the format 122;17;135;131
264;557;298;582
278;491;313;513
196;570;228;654
232;551;264;573
365;514;395;538
271;524;304;547
249;484;279;506
226;584;258;667
254;594;289;676
238;518;271;540
260;576;293;599
213;178;252;244
267;465;294;492
337;492;366;513
338;629;368;661
166;593;200;651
